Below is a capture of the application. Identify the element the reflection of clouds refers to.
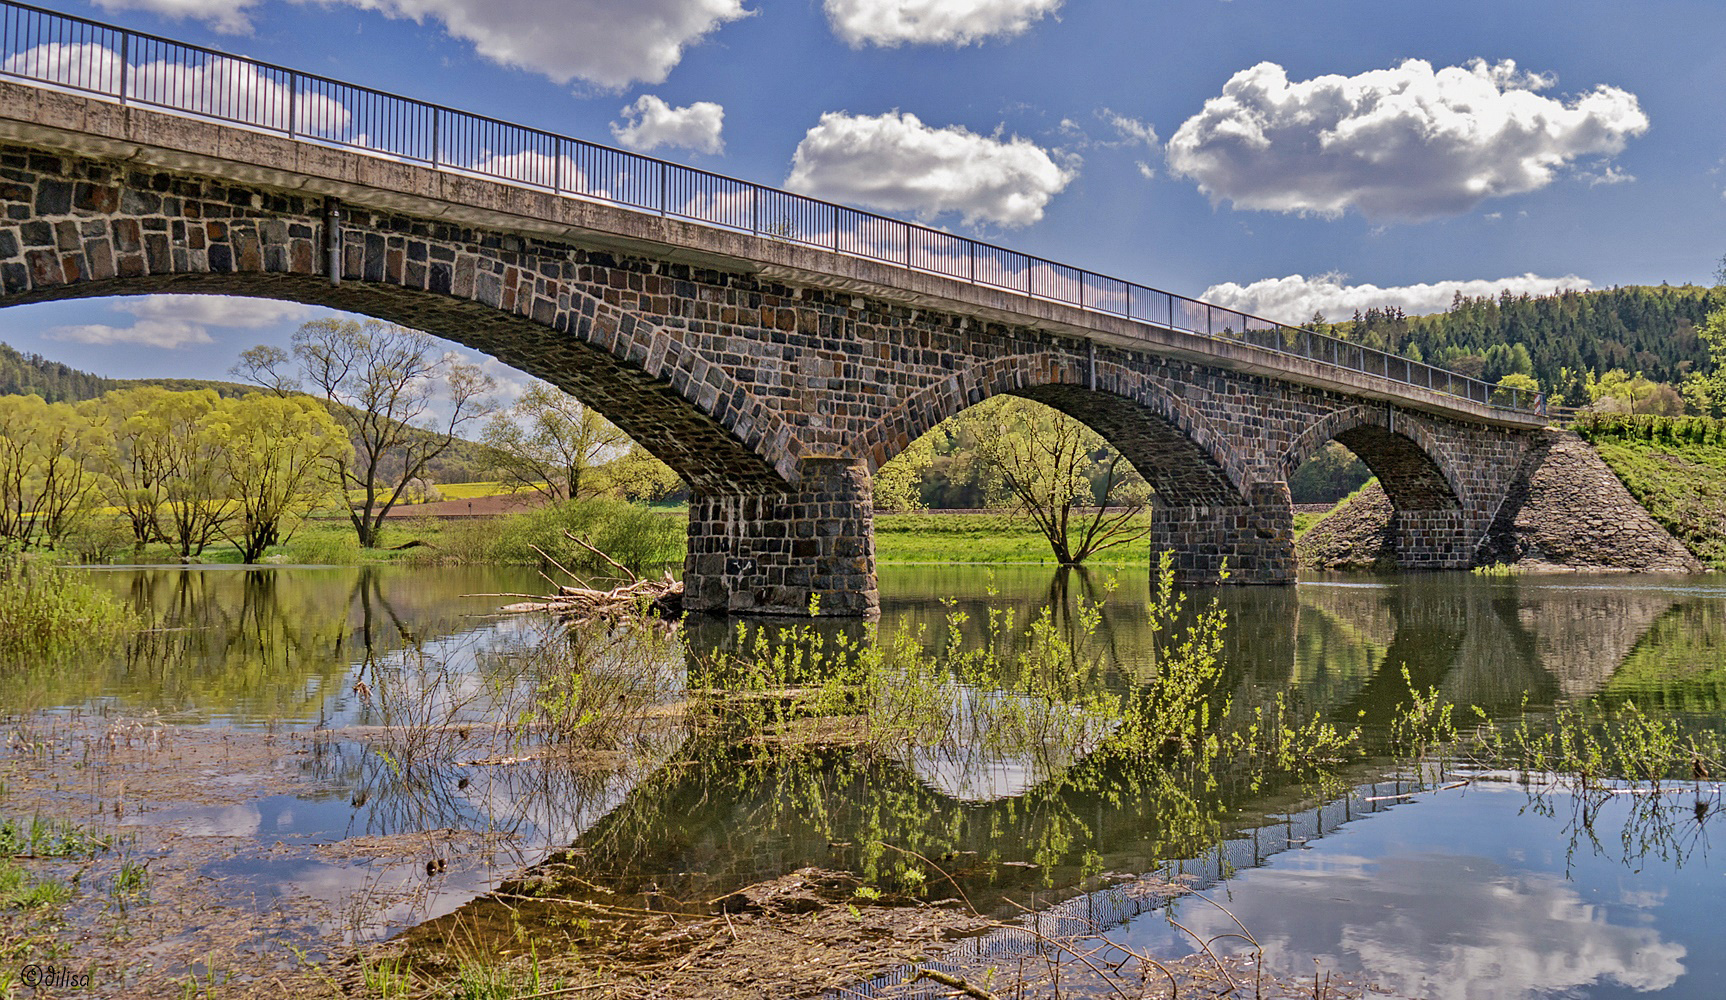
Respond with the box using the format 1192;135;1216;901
1178;851;1685;1000
169;803;263;838
899;684;1108;801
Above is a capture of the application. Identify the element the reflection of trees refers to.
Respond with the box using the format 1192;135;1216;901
1596;601;1726;713
24;565;547;723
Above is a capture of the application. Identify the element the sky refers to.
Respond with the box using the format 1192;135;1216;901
3;0;1724;400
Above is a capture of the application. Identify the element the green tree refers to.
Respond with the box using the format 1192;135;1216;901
592;443;683;502
969;397;1152;565
211;395;351;562
482;380;629;502
239;319;496;548
1679;259;1726;417
86;386;182;548
148;389;234;558
0;395;102;548
1491;372;1542;407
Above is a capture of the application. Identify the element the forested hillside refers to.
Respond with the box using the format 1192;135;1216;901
0;341;115;401
1318;284;1722;406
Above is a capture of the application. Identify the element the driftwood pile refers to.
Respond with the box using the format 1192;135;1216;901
493;533;683;626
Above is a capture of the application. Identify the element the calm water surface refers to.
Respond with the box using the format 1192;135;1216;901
15;563;1726;996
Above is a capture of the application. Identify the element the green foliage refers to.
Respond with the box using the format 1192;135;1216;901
482;380;632;503
1287;441;1370;503
1321;285;1722;405
0;554;137;656
487;497;683;572
0;394;103;548
0;859;70;910
0;340;116;402
0;815;112;859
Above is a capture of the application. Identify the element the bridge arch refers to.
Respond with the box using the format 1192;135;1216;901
854;354;1249;508
1283;405;1463;511
0;219;800;498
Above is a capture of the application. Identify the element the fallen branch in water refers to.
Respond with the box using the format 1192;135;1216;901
486;536;682;625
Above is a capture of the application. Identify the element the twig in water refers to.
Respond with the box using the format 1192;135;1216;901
872;841;976;916
911;967;998;1000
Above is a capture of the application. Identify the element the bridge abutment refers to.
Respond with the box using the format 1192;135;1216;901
1151;481;1297;585
684;458;879;617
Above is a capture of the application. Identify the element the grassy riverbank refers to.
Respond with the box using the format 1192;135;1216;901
1576;414;1726;569
72;504;1154;568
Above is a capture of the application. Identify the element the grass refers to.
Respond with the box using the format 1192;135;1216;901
69;495;1166;569
1581;433;1726;569
874;510;1151;565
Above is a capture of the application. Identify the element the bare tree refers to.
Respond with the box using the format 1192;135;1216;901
240;319;495;547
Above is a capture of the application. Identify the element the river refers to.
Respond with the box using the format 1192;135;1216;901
10;564;1726;998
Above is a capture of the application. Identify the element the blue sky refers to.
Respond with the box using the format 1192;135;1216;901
4;0;1723;395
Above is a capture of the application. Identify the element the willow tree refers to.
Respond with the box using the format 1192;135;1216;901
880;396;1152;565
211;394;351;561
0;394;102;548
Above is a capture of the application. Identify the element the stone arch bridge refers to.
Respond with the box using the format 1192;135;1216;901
0;53;1547;616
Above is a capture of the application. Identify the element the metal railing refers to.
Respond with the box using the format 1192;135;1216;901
0;0;1545;417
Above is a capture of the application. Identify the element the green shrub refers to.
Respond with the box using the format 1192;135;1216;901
0;552;137;654
489;499;683;574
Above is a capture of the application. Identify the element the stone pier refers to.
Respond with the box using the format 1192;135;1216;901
1151;481;1298;584
684;459;878;616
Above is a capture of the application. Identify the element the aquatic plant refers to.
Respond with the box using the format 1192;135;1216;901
0;551;137;656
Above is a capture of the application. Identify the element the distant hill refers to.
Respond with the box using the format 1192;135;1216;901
0;341;116;402
0;340;494;482
1318;284;1723;405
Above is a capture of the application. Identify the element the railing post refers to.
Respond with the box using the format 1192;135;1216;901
287;73;296;138
660;161;668;217
117;31;128;104
431;106;440;168
553;138;561;194
751;185;759;235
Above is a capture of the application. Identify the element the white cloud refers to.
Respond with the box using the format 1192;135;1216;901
1175;846;1686;1000
824;0;1062;47
46;319;215;350
1099;108;1158;179
116;295;317;328
611;95;725;154
785;110;1076;228
1579;162;1635;187
1202;272;1593;324
317;0;753;90
1;43;348;136
92;0;262;34
44;295;318;350
1166;59;1649;221
1100;108;1158;148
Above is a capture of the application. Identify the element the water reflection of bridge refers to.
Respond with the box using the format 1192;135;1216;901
405;571;1726;958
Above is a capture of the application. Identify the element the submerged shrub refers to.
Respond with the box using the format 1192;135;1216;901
0;552;137;654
